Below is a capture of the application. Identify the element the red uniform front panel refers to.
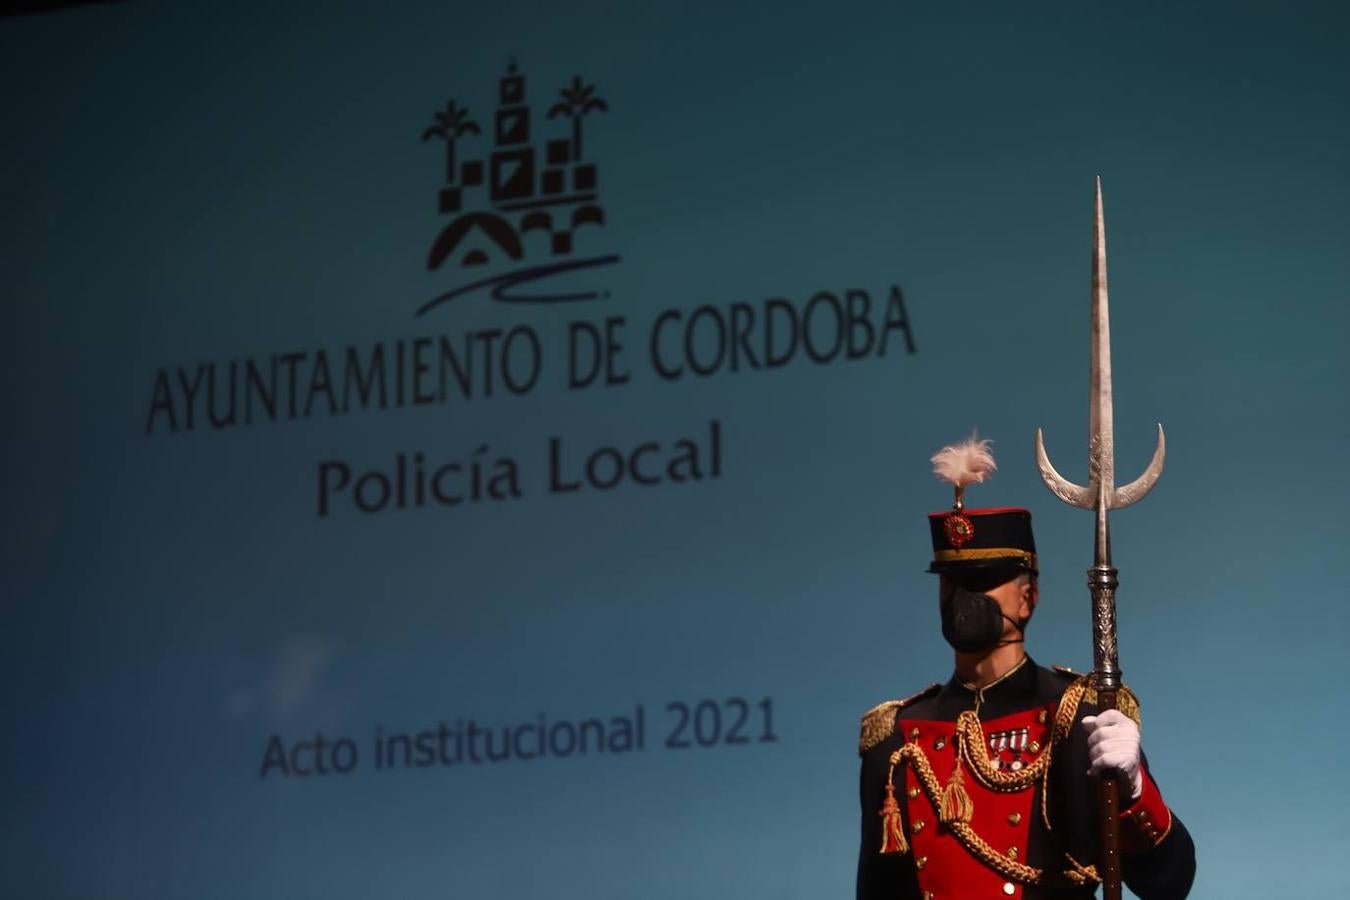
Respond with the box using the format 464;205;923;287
901;705;1054;899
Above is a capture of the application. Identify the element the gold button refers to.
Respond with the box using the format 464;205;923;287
934;736;946;750
908;786;921;799
910;727;921;740
1037;709;1048;724
1003;882;1016;895
916;856;928;870
924;893;934;900
1028;740;1041;753
1008;846;1019;860
912;819;926;833
1007;812;1022;826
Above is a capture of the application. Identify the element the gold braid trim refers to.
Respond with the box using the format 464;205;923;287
1039;677;1090;831
881;686;1104;889
955;676;1093;795
948;820;1042;884
886;742;1096;887
1040;749;1053;832
955;710;1053;791
1063;853;1100;886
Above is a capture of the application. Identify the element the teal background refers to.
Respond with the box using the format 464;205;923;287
4;2;1348;897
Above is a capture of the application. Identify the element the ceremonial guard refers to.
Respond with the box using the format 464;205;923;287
855;437;1196;899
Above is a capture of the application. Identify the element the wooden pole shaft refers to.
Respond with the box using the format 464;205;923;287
1096;686;1123;900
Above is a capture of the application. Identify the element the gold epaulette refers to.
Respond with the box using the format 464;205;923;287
858;683;940;755
1053;666;1141;727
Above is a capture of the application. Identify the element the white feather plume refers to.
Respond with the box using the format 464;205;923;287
931;435;997;488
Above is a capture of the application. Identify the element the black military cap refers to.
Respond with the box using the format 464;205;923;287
927;506;1037;575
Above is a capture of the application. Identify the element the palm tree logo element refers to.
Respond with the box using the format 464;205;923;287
421;100;481;185
548;76;608;162
416;62;621;316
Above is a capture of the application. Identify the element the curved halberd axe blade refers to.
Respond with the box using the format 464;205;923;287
1036;177;1166;511
1035;423;1165;510
1111;424;1165;509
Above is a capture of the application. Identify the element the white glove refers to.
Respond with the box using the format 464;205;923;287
1082;709;1143;801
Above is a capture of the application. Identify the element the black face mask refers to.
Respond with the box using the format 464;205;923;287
941;584;1026;653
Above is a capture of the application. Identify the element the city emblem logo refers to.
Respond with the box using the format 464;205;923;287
417;61;621;316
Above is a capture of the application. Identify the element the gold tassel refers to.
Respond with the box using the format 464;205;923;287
940;756;974;824
878;770;909;854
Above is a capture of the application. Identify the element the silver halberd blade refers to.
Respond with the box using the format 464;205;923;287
1035;177;1165;512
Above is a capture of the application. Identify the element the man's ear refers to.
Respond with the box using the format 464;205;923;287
1021;578;1038;619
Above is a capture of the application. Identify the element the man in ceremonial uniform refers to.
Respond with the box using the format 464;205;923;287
856;438;1195;899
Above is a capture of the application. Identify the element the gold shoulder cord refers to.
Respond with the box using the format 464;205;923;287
879;676;1103;888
